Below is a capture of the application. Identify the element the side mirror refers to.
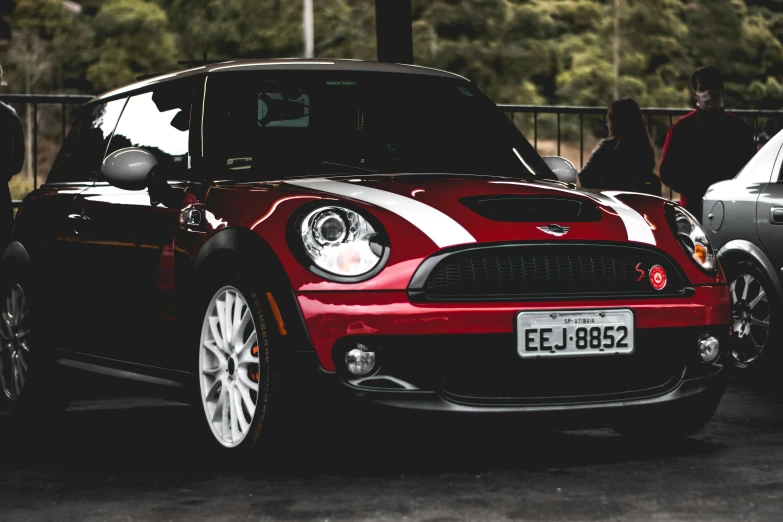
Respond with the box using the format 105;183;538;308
543;156;577;184
101;148;158;191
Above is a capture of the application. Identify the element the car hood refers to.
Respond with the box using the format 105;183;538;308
206;173;693;291
278;173;658;246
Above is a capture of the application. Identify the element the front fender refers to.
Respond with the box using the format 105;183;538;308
192;227;315;354
718;239;783;300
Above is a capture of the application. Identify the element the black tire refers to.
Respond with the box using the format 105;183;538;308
723;260;782;374
613;389;723;439
192;266;284;458
0;259;69;425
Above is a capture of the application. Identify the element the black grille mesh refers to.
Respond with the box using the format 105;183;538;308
422;244;683;299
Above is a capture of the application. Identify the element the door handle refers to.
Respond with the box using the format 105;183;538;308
67;211;90;234
770;208;783;224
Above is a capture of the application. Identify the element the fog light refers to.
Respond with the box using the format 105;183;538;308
698;335;720;363
345;344;376;376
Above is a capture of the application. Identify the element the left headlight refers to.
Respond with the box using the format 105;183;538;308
297;205;387;280
665;203;716;273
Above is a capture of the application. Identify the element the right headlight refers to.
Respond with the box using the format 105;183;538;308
294;205;389;281
665;203;716;273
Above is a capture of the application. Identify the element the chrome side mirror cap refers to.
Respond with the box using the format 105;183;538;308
543;156;577;184
101;148;158;191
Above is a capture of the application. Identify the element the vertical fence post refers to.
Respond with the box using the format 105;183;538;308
62;102;66;141
534;112;538;151
668;114;673;200
33;102;37;190
579;112;585;169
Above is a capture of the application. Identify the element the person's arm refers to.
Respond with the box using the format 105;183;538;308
578;141;610;189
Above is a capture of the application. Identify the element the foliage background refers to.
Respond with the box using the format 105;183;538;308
1;0;782;194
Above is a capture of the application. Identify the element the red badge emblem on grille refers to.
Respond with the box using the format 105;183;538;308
649;264;667;291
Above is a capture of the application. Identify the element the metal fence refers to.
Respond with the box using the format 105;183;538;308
1;94;93;207
498;104;783;168
4;95;783;207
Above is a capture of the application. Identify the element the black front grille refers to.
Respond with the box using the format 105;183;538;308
410;243;689;301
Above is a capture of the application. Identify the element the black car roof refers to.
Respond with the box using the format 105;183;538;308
90;59;469;104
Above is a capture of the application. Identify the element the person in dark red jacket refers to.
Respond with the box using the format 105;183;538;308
659;66;756;218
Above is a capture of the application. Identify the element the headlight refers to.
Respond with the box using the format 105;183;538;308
298;205;386;279
666;203;716;273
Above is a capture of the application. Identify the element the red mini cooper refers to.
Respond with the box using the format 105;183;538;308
1;60;730;454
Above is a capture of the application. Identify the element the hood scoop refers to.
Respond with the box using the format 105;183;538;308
459;195;602;222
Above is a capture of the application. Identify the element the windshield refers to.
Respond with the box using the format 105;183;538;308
202;70;553;181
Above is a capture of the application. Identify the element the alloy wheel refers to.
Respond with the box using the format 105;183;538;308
0;284;31;401
729;274;771;366
199;286;261;448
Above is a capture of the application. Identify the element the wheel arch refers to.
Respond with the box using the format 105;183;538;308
718;239;783;301
191;227;314;353
1;241;32;269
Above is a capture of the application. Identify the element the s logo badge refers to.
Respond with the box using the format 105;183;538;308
635;262;645;282
538;224;571;237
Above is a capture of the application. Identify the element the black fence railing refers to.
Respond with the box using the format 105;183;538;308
1;94;93;208
499;104;783;199
4;95;783;207
499;104;783;165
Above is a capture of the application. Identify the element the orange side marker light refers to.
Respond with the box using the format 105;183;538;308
265;292;288;336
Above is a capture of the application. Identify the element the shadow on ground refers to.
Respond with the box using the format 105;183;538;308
0;394;720;477
1;377;782;521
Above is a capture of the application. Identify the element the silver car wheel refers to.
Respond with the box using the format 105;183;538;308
730;274;771;366
0;284;31;401
199;285;260;448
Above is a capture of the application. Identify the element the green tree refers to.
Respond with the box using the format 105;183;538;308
87;0;178;91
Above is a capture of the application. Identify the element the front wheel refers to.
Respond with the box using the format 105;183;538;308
197;277;273;455
725;261;781;371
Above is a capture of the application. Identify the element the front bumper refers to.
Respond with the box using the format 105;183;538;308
294;286;730;420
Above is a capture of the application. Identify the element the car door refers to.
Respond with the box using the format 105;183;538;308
32;98;126;355
70;80;203;369
756;136;783;281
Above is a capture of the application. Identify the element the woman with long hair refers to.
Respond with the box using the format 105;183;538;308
578;98;661;196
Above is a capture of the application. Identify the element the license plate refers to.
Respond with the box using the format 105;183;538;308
517;309;634;358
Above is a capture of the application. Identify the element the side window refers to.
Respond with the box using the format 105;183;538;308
106;82;192;181
47;98;126;184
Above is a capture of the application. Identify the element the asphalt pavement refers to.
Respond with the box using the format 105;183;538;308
1;379;782;521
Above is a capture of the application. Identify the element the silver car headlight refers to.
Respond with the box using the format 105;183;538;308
298;206;387;279
666;204;716;273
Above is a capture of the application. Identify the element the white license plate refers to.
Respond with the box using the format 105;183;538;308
517;309;634;358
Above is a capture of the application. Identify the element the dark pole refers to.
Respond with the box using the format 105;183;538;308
375;0;413;64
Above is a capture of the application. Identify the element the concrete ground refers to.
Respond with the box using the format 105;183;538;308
0;379;782;521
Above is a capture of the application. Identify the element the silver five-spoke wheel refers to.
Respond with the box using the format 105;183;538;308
199;286;261;448
730;274;771;367
0;284;31;401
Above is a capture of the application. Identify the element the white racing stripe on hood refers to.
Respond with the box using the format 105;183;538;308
284;178;476;248
597;191;656;245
